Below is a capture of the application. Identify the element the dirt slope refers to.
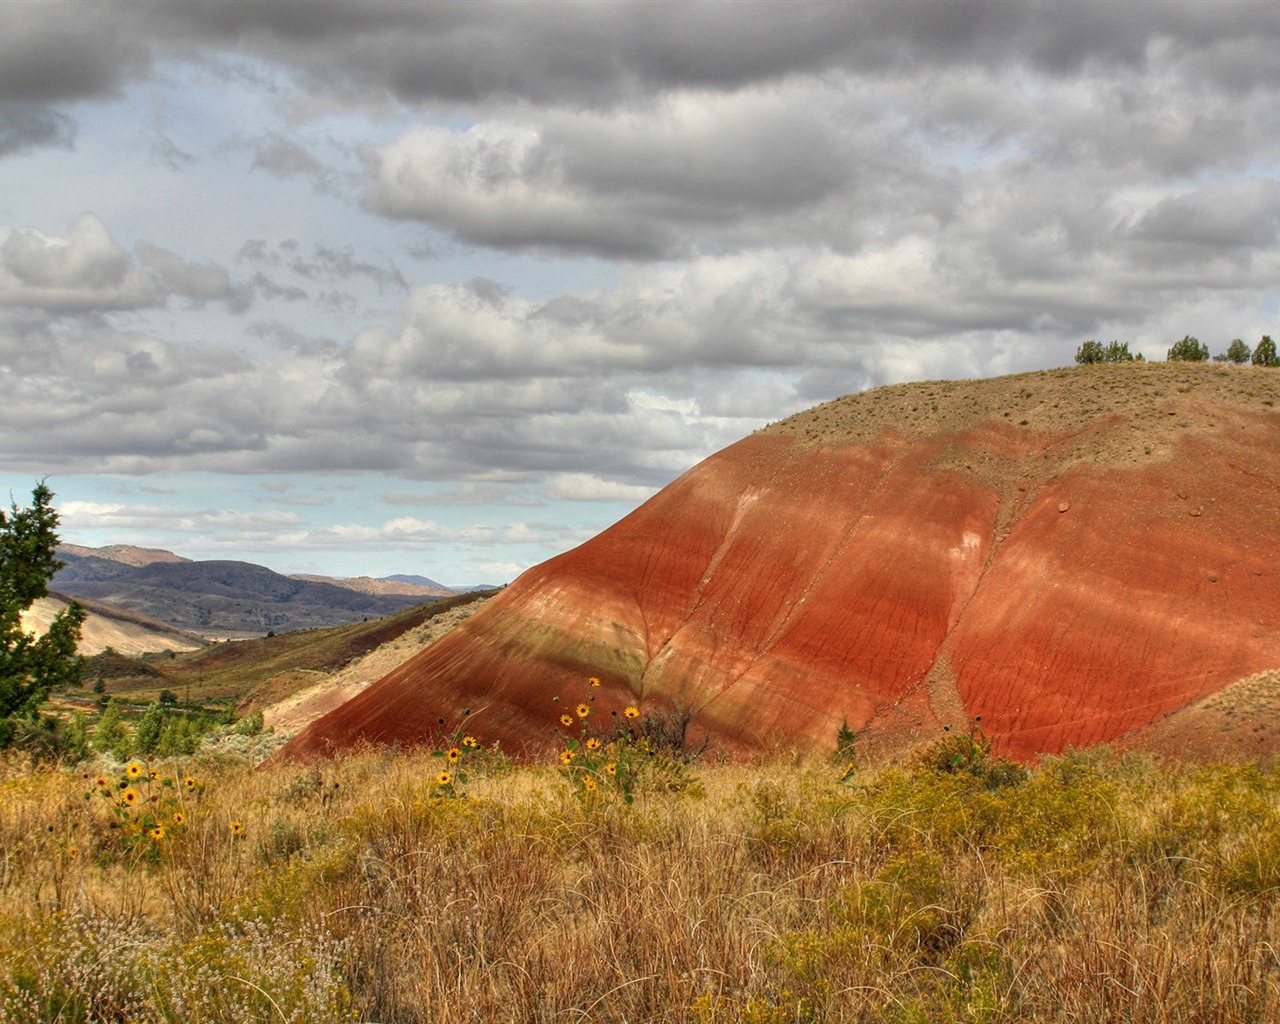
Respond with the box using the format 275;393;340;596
21;594;206;656
279;363;1280;762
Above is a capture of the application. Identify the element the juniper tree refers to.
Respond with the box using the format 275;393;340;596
1168;335;1209;361
1224;338;1252;364
1254;335;1279;367
0;483;84;746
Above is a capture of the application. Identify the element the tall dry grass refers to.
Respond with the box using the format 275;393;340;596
2;742;1279;1022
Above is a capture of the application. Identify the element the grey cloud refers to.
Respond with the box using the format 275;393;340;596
0;5;149;103
250;134;342;194
0;104;75;156
1124;179;1280;251
8;2;1280;112
126;2;1203;101
134;241;233;304
244;271;308;303
252;135;325;178
287;245;407;294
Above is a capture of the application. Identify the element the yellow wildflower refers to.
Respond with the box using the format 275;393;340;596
605;762;618;776
125;763;144;779
121;788;139;806
624;705;640;719
560;714;574;727
575;703;590;719
446;747;462;764
148;826;165;841
229;820;245;837
589;676;601;687
583;777;597;792
94;775;109;789
462;735;478;748
171;812;186;827
436;771;452;787
183;776;198;791
560;749;575;765
585;737;602;751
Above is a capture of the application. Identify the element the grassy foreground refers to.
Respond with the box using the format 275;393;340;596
3;742;1280;1023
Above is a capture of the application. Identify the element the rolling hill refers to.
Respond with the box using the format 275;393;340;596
52;548;458;638
278;362;1280;763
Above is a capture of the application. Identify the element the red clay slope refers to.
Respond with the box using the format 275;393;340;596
279;363;1280;762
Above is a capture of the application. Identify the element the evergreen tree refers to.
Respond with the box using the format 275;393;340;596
1167;335;1209;361
0;484;84;746
93;698;129;757
1253;335;1279;367
134;701;166;756
1075;340;1106;364
1224;338;1252;364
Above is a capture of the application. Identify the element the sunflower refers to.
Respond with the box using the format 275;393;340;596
183;776;198;791
171;812;186;827
589;676;601;687
436;771;452;787
148;769;161;781
624;705;640;719
446;747;462;764
560;714;574;728
462;735;478;748
125;763;144;779
585;737;602;751
121;788;139;806
605;762;618;776
583;777;597;792
94;775;109;789
560;749;575;765
229;820;245;837
148;826;165;841
575;703;591;719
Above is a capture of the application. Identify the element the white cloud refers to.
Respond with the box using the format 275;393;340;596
6;2;1280;581
0;214;158;310
545;473;657;504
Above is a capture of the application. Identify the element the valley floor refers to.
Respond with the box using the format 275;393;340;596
2;743;1279;1023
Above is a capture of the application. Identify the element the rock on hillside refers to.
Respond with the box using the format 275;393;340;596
279;363;1280;763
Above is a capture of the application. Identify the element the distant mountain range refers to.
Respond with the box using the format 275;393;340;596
52;544;491;639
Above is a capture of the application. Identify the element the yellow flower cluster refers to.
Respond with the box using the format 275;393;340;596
553;675;646;805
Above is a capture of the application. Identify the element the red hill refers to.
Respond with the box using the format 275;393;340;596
279;363;1280;762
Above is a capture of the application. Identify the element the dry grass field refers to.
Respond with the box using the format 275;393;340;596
3;727;1280;1023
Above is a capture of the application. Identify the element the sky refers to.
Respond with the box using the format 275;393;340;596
2;1;1280;586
